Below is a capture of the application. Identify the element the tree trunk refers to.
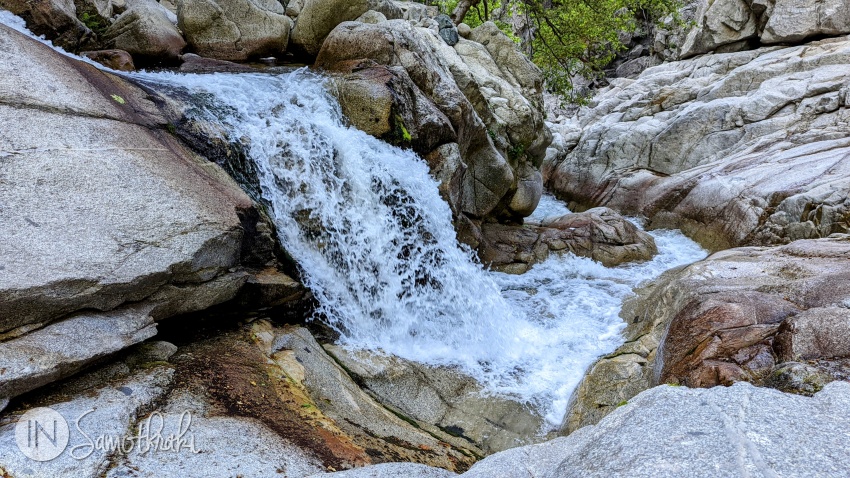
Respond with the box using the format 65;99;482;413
451;0;481;24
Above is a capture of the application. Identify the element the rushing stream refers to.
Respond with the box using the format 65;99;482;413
136;71;707;426
2;12;706;428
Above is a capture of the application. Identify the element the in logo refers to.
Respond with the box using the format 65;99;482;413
14;407;69;461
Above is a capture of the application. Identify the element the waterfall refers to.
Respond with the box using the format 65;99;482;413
0;10;705;426
135;70;705;427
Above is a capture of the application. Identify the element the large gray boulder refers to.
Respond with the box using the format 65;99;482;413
290;0;369;57
177;0;293;61
679;0;758;58
761;0;850;44
314;381;850;477
0;24;261;404
317;19;551;222
673;0;850;58
268;325;478;471
324;344;551;455
103;0;186;62
545;37;850;251
564;235;850;432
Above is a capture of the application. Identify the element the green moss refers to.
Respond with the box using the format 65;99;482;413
508;143;526;162
617;400;629;407
111;94;126;105
388;112;412;146
79;11;107;37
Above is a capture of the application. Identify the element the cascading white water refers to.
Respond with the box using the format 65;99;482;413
1;10;707;427
136;71;706;426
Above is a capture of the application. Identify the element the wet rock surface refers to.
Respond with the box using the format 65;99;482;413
477;208;658;273
80;48;136;70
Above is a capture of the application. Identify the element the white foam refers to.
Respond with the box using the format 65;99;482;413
134;70;706;428
527;193;572;221
0;11;707;428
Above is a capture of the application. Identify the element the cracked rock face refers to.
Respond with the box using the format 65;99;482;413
324;344;551;455
563;235;850;433
478;208;658;273
663;0;850;59
0;24;257;404
317;20;551;222
177;0;292;61
545;37;850;251
103;0;187;63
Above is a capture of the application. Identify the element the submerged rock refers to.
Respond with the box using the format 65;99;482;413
178;52;257;73
565;235;850;432
81;48;136;70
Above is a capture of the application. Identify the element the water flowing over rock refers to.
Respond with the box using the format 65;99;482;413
0;22;278;404
314;381;850;477
545;37;850;251
129;65;703;434
564;235;850;432
177;0;292;61
0;0;92;50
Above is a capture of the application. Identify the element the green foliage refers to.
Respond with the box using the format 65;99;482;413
415;0;680;104
518;0;681;103
78;11;107;37
111;94;126;105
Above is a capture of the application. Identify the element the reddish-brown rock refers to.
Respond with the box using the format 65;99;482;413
565;234;850;433
478;207;658;273
81;49;136;71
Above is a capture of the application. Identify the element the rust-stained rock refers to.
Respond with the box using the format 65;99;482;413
81;49;136;71
564;234;850;433
478;207;658;273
